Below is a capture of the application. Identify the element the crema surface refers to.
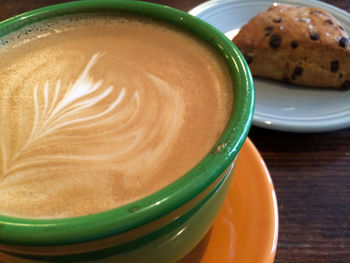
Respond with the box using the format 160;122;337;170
0;14;233;218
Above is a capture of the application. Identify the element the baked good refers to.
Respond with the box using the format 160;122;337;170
232;4;350;89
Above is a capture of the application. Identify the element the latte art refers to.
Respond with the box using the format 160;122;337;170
0;14;233;218
1;53;184;178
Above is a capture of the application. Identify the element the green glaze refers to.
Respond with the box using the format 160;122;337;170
0;0;254;250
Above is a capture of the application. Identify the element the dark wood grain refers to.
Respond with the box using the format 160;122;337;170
0;1;349;262
249;126;350;263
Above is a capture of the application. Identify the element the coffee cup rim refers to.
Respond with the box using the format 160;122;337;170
0;0;254;246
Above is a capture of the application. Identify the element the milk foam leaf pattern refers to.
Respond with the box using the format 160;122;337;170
3;53;127;176
1;51;185;185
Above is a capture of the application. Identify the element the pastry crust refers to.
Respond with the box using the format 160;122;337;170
232;4;350;88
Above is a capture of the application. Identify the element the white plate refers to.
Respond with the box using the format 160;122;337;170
189;0;350;132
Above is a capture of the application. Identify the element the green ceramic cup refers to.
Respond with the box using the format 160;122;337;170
0;1;254;262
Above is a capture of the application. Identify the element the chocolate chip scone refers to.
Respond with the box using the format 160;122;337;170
232;4;350;88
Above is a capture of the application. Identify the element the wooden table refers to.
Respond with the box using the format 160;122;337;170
0;0;349;262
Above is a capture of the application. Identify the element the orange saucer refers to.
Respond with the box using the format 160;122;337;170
181;138;278;263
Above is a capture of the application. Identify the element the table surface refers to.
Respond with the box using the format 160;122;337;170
0;0;349;262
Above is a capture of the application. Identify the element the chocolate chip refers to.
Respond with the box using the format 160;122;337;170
272;17;282;23
292;66;303;80
294;66;303;76
309;31;319;41
330;60;339;72
339;37;350;48
339;73;343;78
269;34;282;48
341;80;350;89
244;54;253;64
325;19;334;25
264;26;273;36
290;41;298;49
339;25;344;31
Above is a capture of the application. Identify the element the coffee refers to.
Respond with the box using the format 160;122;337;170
0;14;233;219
